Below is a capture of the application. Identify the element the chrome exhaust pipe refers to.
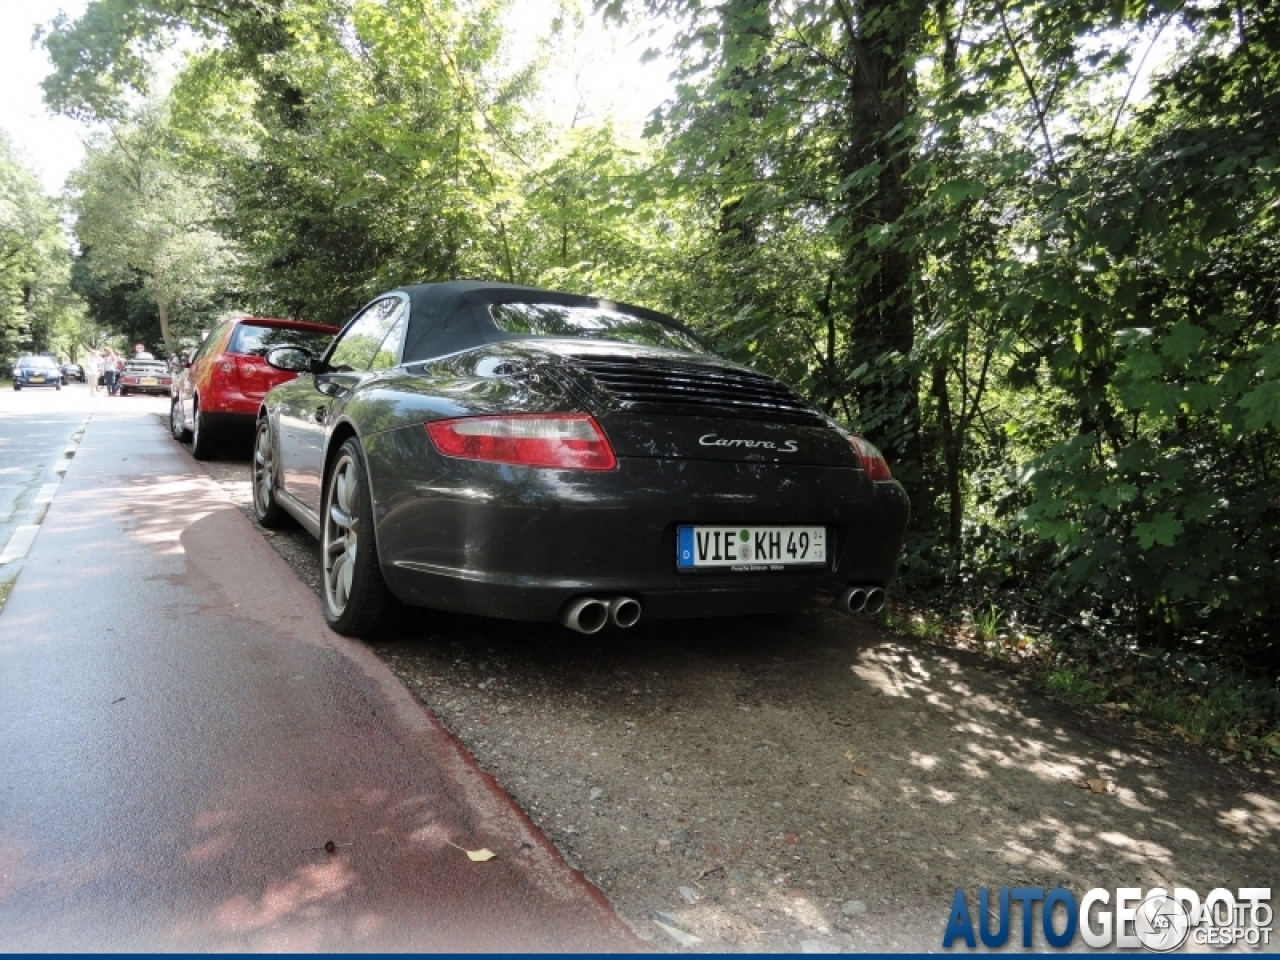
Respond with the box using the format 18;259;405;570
864;587;886;615
561;596;610;634
609;596;642;629
839;586;868;614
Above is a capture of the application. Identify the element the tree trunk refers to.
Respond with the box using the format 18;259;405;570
932;362;963;575
714;0;771;251
157;299;174;349
837;0;929;488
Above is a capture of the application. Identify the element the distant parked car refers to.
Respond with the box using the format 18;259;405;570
61;363;85;383
170;315;340;460
119;358;173;396
12;356;63;390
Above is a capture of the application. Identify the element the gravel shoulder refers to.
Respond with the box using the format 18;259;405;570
195;430;1278;952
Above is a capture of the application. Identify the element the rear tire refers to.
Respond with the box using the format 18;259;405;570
190;400;217;460
170;397;192;442
321;438;398;637
250;418;292;529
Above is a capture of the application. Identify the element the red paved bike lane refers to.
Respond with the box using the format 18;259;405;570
0;401;643;951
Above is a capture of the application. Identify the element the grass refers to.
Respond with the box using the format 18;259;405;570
883;605;947;642
0;572;16;615
974;602;1002;644
1039;665;1110;705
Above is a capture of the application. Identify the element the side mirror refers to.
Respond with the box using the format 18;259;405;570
265;346;314;372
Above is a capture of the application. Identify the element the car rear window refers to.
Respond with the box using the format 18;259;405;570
489;303;707;353
230;323;335;357
124;360;169;373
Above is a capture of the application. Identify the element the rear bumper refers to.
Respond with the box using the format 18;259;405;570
200;387;269;423
199;411;256;437
365;423;909;621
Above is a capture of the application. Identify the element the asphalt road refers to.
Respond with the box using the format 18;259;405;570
0;382;94;589
0;392;640;951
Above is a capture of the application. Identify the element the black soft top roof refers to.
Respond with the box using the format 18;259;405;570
394;280;694;363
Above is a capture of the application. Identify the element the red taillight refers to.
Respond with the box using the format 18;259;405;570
850;436;893;481
234;354;265;383
427;414;617;470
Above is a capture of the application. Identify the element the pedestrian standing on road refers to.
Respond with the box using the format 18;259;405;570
104;349;122;396
85;351;102;397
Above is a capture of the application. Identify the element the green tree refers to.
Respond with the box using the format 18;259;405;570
68;105;237;348
0;132;84;359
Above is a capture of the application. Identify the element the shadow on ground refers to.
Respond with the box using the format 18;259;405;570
195;435;1278;952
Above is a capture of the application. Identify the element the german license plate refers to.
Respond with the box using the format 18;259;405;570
141;378;158;385
677;525;826;571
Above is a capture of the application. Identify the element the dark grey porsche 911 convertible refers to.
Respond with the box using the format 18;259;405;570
253;281;909;638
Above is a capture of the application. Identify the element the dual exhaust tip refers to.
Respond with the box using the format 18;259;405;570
562;587;881;631
839;585;886;616
561;595;642;634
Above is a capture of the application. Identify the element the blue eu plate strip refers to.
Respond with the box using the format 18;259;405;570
677;526;695;569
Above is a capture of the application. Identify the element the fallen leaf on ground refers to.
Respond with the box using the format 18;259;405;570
447;840;497;862
1076;778;1115;794
853;766;867;777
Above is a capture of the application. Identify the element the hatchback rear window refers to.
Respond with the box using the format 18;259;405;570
230;323;335;357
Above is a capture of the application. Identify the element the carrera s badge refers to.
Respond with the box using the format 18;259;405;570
699;434;799;453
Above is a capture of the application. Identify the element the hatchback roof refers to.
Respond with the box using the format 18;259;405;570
234;316;340;333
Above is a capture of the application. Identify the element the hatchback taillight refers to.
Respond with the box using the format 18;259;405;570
234;354;267;379
426;414;617;470
849;436;893;481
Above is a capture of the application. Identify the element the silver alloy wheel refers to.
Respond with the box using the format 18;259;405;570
191;404;200;446
323;452;359;617
252;421;275;515
170;398;185;437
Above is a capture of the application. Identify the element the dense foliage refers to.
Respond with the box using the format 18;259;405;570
0;133;85;360
41;0;1279;685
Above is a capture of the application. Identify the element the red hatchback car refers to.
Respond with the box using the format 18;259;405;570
170;316;340;459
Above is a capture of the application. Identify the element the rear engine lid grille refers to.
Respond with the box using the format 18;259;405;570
564;355;824;425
